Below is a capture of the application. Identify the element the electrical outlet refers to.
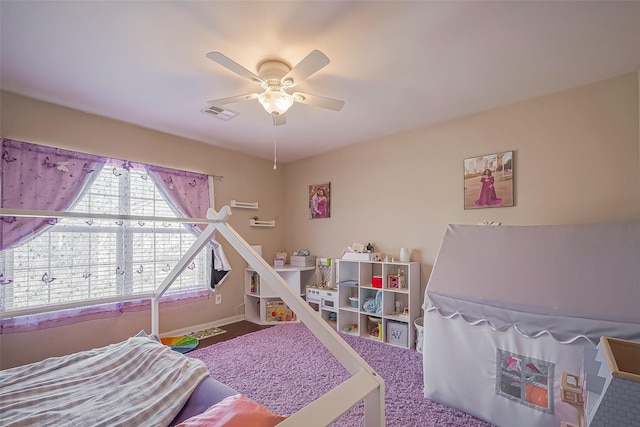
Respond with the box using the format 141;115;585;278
215;294;222;304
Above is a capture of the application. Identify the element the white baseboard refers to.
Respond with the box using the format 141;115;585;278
160;314;245;338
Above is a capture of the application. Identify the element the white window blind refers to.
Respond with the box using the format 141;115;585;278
0;165;208;313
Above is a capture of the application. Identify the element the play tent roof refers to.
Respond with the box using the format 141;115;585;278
424;222;640;344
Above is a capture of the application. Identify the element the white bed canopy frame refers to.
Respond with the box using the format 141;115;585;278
0;206;385;427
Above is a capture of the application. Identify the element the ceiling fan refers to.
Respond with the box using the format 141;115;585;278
205;50;345;126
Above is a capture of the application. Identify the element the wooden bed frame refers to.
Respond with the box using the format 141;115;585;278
0;206;385;427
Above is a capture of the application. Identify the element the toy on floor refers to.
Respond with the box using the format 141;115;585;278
343;324;358;333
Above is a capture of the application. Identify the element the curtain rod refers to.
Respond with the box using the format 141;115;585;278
0;207;230;224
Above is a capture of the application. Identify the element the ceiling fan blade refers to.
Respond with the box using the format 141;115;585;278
207;93;259;106
292;92;345;111
206;52;264;85
282;50;330;87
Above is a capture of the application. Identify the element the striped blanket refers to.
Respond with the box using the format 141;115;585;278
0;335;209;427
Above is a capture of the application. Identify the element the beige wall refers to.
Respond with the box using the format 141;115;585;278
1;72;639;368
0;91;287;368
283;72;640;294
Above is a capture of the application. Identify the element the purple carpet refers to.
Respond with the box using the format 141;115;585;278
187;323;493;426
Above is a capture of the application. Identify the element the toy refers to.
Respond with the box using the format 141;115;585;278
266;301;294;322
370;325;380;338
250;272;259;293
387;274;405;289
348;243;366;253
368;316;382;339
395;300;403;314
343;324;358;333
274;251;287;267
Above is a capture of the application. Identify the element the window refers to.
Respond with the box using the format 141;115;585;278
0;165;209;315
496;349;554;413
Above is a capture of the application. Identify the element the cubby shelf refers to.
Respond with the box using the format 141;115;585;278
335;259;420;349
244;266;315;325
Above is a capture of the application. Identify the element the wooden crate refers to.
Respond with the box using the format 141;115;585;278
601;336;640;381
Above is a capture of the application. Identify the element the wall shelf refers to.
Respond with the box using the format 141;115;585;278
250;219;275;227
230;200;258;209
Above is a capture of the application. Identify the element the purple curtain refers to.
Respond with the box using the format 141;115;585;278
0;139;106;250
1;141;214;333
146;165;211;231
146;165;230;287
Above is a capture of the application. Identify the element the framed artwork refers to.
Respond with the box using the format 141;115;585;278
464;151;514;209
309;182;331;219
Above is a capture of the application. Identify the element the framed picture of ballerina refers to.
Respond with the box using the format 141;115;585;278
464;151;514;209
309;182;331;219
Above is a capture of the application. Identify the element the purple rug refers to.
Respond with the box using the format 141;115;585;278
187;323;493;426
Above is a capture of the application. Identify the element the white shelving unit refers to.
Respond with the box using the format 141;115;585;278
336;259;420;349
244;265;315;325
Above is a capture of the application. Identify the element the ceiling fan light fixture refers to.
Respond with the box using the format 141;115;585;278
207;50;344;118
258;88;294;115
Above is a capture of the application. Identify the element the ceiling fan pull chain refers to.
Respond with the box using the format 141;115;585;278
272;113;278;170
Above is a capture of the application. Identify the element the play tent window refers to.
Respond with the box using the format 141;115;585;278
496;349;554;413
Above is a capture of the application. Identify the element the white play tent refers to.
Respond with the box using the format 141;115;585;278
422;222;640;427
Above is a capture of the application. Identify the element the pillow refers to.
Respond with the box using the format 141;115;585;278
525;384;548;408
177;394;287;427
134;329;160;342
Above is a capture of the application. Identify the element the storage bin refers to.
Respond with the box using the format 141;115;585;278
290;255;316;267
387;320;408;347
372;276;382;288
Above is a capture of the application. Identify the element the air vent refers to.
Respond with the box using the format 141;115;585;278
202;105;237;121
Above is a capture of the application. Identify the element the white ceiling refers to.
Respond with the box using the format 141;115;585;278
2;1;640;163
